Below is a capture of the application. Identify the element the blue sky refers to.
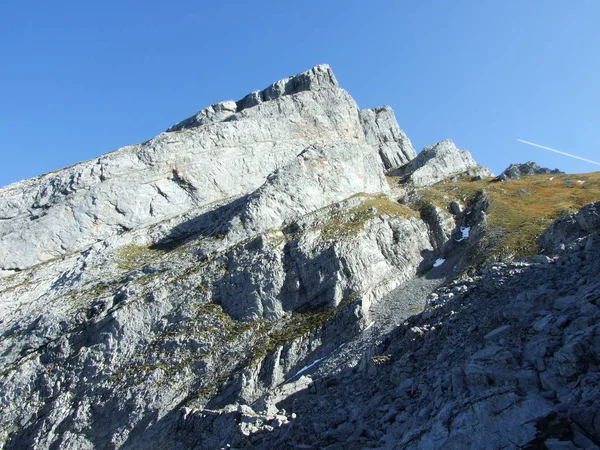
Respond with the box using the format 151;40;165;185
1;1;599;187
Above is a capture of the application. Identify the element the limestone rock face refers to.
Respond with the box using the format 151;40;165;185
394;139;493;186
0;64;402;271
0;64;438;449
226;142;389;241
359;106;416;171
228;208;600;450
4;63;593;450
167;64;339;132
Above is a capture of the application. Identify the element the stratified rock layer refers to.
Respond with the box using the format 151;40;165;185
3;62;590;450
201;204;600;450
359;106;416;170
0;64;413;271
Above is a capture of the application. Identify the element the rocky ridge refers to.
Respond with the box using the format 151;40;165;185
390;139;493;186
0;64;598;450
0;64;409;271
494;161;563;182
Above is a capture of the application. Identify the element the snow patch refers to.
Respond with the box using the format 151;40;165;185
456;226;471;242
433;258;445;268
294;357;324;378
289;344;346;381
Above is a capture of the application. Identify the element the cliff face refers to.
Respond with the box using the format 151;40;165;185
0;64;414;271
1;64;598;450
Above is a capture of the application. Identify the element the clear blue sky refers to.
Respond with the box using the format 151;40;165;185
1;1;599;187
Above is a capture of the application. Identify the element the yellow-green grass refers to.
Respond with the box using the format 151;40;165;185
412;172;600;259
317;194;417;241
116;244;167;271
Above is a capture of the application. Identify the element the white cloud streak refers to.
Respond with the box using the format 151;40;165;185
516;139;600;166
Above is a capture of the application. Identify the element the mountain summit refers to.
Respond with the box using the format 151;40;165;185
1;65;599;449
0;64;418;271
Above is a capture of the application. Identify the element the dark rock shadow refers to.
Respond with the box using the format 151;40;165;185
148;195;250;252
251;233;600;449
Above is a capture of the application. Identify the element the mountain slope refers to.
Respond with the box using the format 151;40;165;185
0;65;599;450
220;202;600;449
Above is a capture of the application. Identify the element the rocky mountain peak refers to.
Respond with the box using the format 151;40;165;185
167;64;338;131
359;105;416;170
0;64;397;271
1;64;599;450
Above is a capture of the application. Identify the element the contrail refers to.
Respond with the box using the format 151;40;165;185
516;139;600;166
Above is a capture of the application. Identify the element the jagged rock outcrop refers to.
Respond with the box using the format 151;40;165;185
199;203;600;450
0;64;410;271
167;64;339;131
494;160;563;182
359;106;416;171
392;139;493;186
538;200;600;254
418;204;455;250
225;142;389;242
0;65;440;450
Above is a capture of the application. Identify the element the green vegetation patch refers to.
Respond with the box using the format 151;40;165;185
414;171;600;260
116;244;166;271
108;301;260;387
318;194;417;241
249;293;360;365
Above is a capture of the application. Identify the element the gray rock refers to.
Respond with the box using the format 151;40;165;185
391;139;493;187
2;62;599;450
0;64;392;271
538;201;600;254
0;63;441;450
483;324;511;340
359;106;416;171
168;64;339;132
226;142;389;241
418;203;456;251
494;160;562;182
245;204;600;450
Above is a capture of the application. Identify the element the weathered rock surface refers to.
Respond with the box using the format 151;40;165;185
1;62;598;450
0;64;402;271
225;142;389;242
0;64;435;449
392;139;493;186
538;200;600;254
359;106;416;171
203;207;600;450
495;160;563;182
167;64;339;132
